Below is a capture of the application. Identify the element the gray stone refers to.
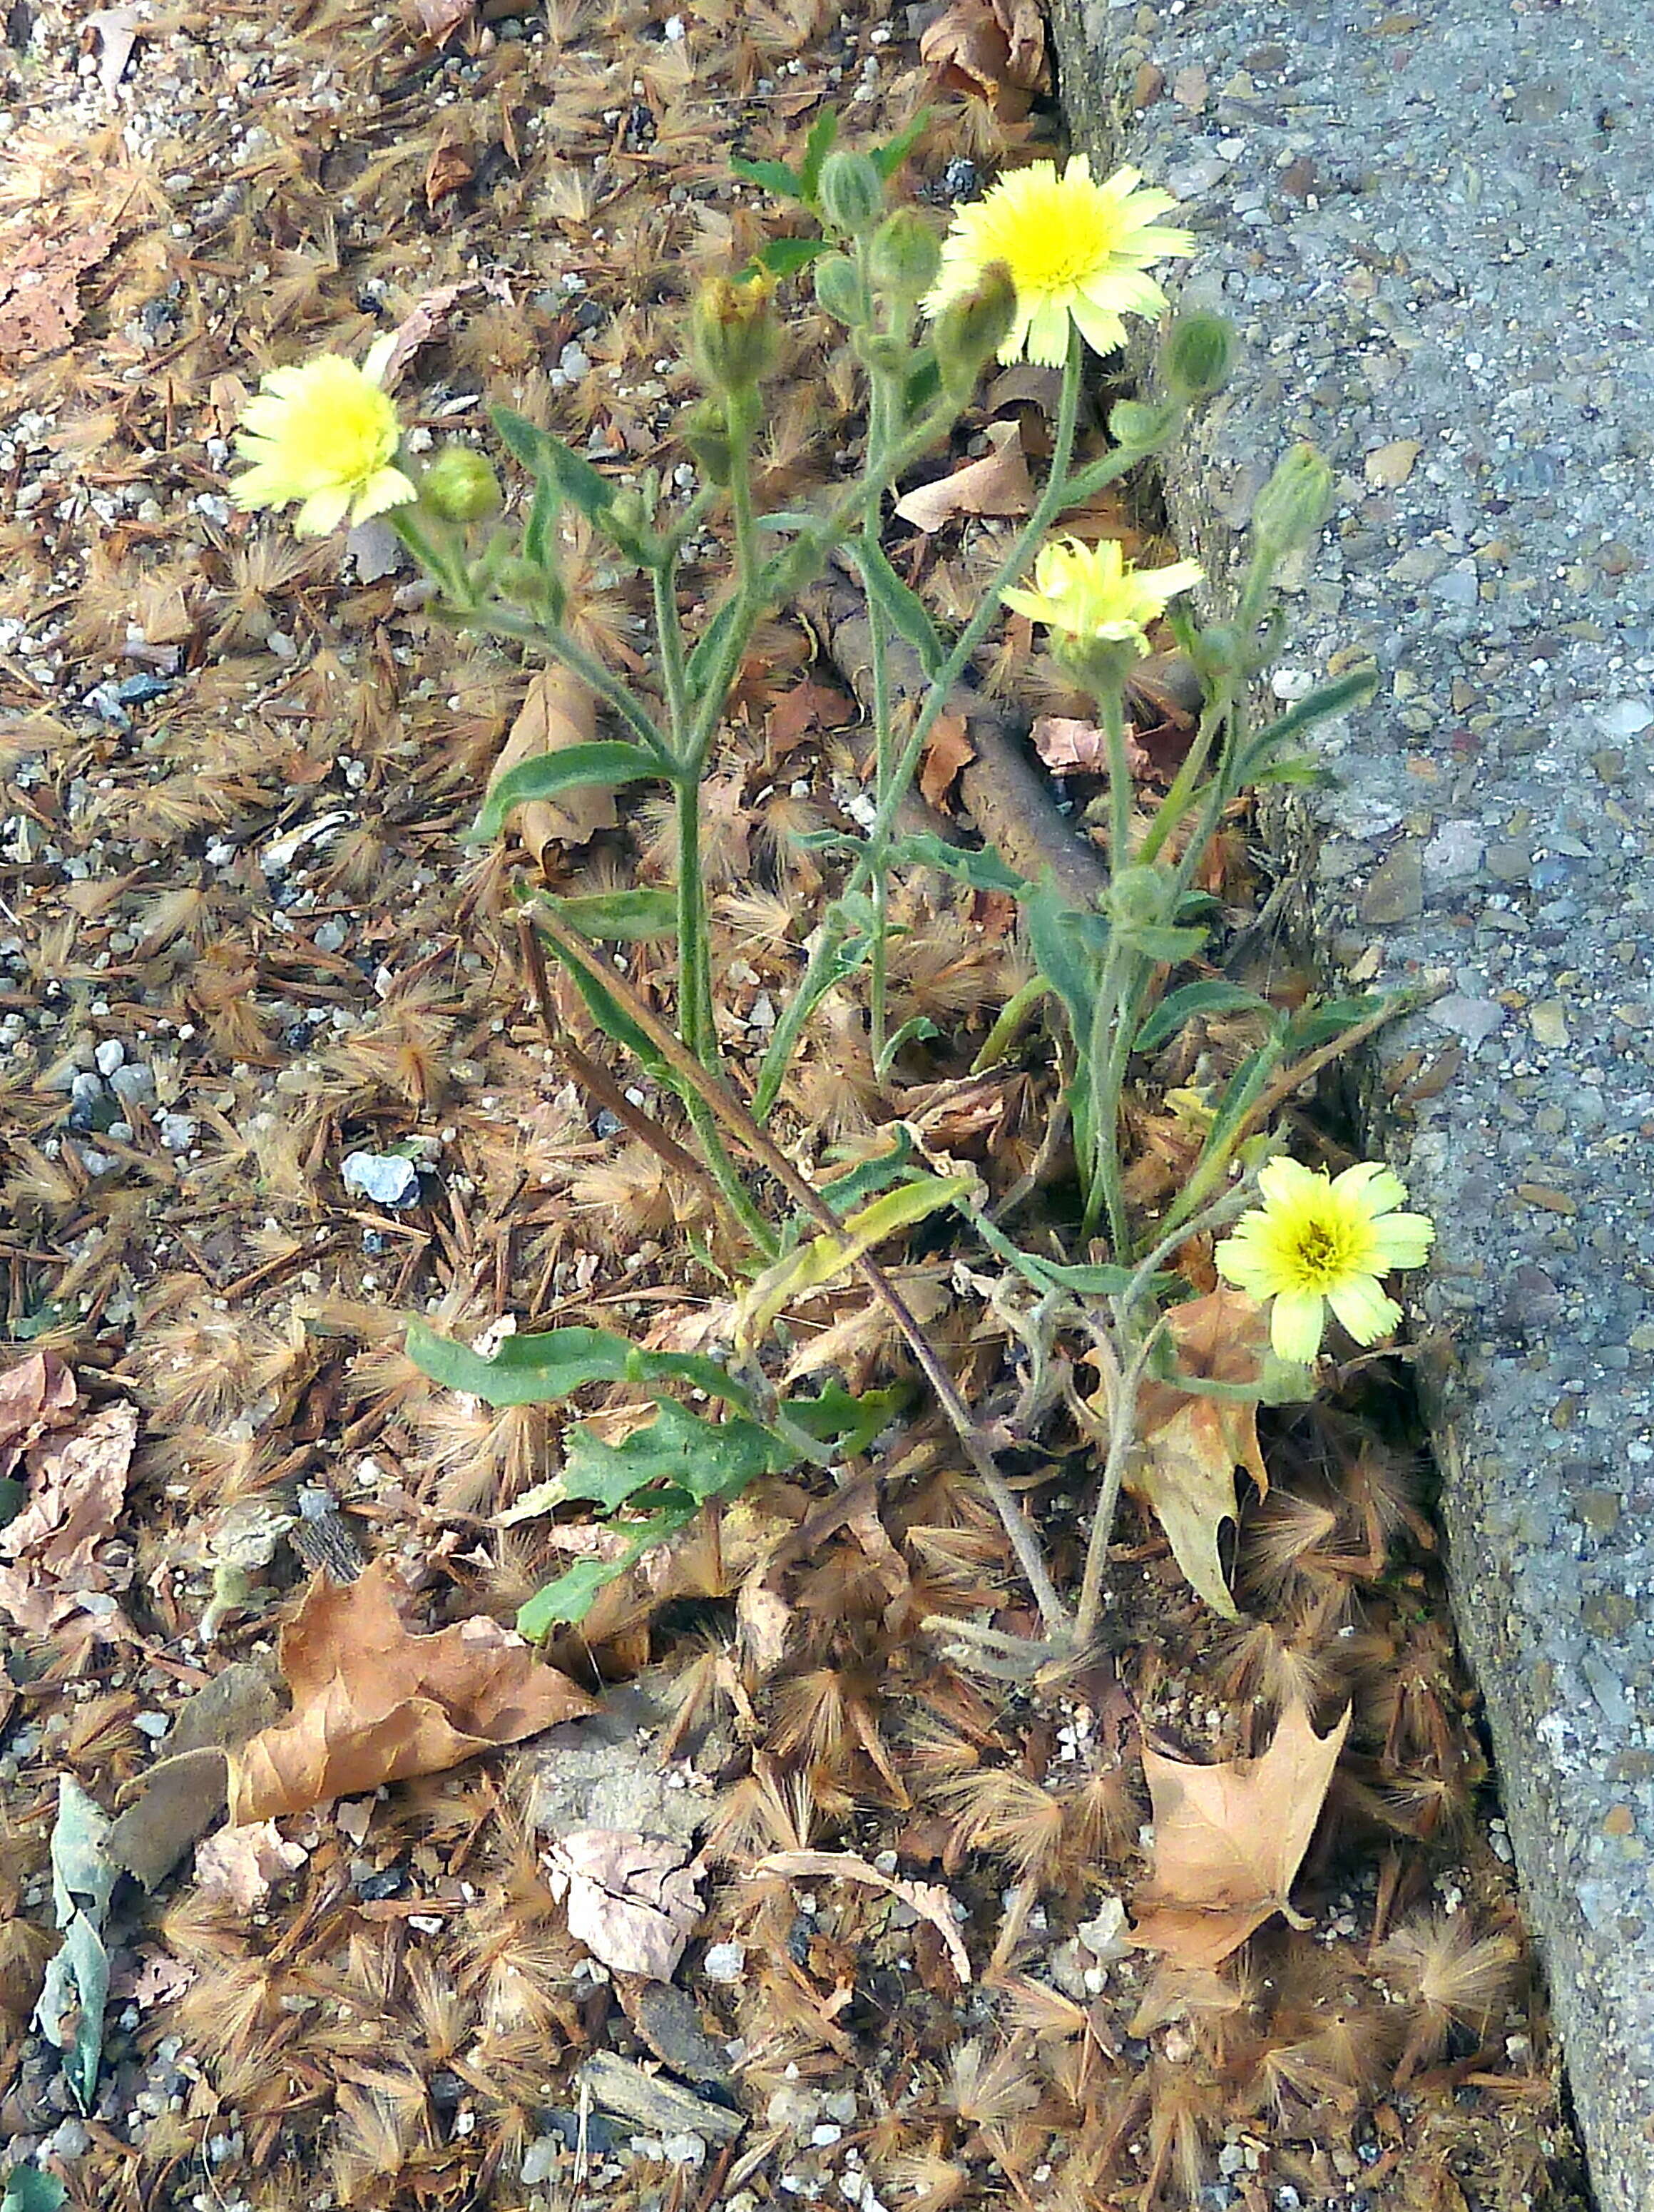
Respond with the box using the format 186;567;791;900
1046;0;1654;2200
1357;842;1423;924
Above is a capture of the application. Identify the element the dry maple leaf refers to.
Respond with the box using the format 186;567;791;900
1120;1287;1271;1620
894;422;1034;534
228;1559;598;1821
1130;1692;1351;1969
486;667;610;859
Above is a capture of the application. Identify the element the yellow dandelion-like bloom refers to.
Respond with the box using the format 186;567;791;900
1002;536;1203;656
1214;1158;1435;1364
230;335;415;537
924;158;1195;368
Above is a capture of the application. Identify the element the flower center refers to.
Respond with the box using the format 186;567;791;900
1288;1211;1360;1290
1005;203;1117;294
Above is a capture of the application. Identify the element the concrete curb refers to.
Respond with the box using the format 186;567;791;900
1042;2;1654;2202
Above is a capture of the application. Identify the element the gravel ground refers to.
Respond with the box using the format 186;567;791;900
1044;0;1654;2201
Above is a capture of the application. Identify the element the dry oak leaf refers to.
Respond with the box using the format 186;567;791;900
1122;1287;1271;1621
487;667;611;860
548;1828;703;1982
894;421;1034;534
1130;1693;1351;1970
227;1559;598;1822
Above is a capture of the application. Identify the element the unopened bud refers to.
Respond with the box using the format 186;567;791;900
1108;397;1179;450
932;262;1017;396
681;397;734;485
1162;310;1235;400
852;328;906;377
869;208;941;302
495;556;567;623
813;252;866;327
691;274;780;394
419;444;502;524
1252;442;1334;553
818;149;884;237
1107;864;1175;932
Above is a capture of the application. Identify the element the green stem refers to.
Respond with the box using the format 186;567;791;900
1101;679;1133;876
468;606;675;765
1135;692;1225;872
863;349;895;1069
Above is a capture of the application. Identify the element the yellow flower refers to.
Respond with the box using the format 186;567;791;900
1214;1158;1435;1364
1002;536;1203;656
924;157;1195;368
230;335;415;537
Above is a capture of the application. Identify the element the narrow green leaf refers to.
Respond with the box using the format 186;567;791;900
524;472;558;571
754;926;872;1119
874;1012;940;1081
490;407;618;526
870;106;931;179
730;156;805;199
852;535;946;675
890;831;1028;896
1250;750;1330;788
1252;667;1377;754
553;935;678;1090
406;1318;635;1404
551;889;678;942
1135;980;1272;1054
798;108;839;200
1024;884;1108;1034
817;1126;917;1215
755;234;829;278
738;1175;974;1346
470;741;660;843
969;1208;1166;1300
1282;991;1388;1053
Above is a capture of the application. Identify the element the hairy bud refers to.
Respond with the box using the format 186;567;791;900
1107;397;1180;450
1252;442;1334;553
691;274;780;394
817;149;884;237
813;252;866;327
419;444;502;524
932;262;1017;397
1162;310;1235;400
869;208;941;302
680;397;734;486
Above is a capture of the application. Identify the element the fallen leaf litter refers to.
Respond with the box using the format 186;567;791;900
0;0;1589;2201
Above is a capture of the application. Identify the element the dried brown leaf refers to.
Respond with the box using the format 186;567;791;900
752;1847;972;1982
548;1828;703;1981
487;667;610;857
1030;715;1150;778
227;1559;598;1820
920;710;975;808
919;0;1046;114
1130;1693;1350;1969
0;1399;137;1634
193;1820;310;1911
0;222;116;360
894;422;1033;534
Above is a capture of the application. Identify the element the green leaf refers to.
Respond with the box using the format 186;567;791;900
553;934;678;1091
524;472;558;571
755;234;829;278
515;1515;693;1639
738;1175;974;1347
1254;666;1377;752
870;106;931;179
798;108;839;200
0;1477;21;1530
969;1208;1169;1300
1162;1038;1285;1233
730;155;806;200
685;590;745;699
550;888;678;942
406;1318;635;1404
817;1125;917;1215
4;2167;68;2212
754;924;873;1120
1135;980;1272;1054
780;1380;910;1454
889;832;1029;897
1118;922;1210;964
852;534;946;675
1251;750;1330;789
1024;884;1108;1034
490;406;617;527
469;741;661;843
1282;991;1388;1053
874;1012;940;1081
561;1397;792;1512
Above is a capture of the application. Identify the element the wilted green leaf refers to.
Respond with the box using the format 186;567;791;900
738;1175;974;1347
548;889;678;942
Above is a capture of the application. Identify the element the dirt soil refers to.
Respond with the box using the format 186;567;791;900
0;0;1598;2205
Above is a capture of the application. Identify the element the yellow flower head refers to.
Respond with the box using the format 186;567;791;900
1002;536;1203;657
1214;1158;1434;1364
924;158;1195;368
231;335;415;537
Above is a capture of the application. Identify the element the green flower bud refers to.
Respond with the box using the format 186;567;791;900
817;149;884;237
813;251;867;326
681;397;734;485
1108;397;1180;450
932;262;1017;397
494;556;568;623
419;444;503;524
691;273;780;394
869;207;941;302
1252;442;1334;553
1162;310;1235;400
1106;863;1176;932
852;328;907;377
